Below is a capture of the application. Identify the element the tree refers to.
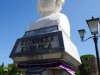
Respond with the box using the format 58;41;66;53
75;54;95;75
0;63;24;75
0;62;5;75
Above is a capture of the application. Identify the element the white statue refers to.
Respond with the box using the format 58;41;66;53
37;0;65;17
28;0;70;37
10;1;81;73
23;0;81;69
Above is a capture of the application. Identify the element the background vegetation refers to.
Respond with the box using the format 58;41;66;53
0;63;24;75
75;54;95;75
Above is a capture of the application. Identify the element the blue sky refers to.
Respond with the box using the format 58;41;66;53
0;0;100;66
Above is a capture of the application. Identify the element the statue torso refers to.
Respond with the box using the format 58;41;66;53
28;13;70;37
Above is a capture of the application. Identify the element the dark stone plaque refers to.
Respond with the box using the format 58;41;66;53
10;31;64;57
24;25;58;37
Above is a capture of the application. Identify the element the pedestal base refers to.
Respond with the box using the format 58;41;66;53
25;67;74;75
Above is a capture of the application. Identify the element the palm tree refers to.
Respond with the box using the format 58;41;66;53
7;63;24;75
0;63;24;75
0;62;4;75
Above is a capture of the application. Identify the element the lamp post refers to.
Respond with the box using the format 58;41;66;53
78;17;100;75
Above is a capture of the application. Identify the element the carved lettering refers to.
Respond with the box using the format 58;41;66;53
20;35;59;52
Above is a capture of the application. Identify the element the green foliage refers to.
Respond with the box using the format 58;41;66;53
75;67;80;75
75;54;95;75
0;62;4;75
0;63;24;75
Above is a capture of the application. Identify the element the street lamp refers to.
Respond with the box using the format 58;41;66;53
78;29;86;41
78;17;100;75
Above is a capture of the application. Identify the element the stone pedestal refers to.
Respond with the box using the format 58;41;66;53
9;0;81;74
10;17;81;75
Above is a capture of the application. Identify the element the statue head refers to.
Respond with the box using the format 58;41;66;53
37;0;65;17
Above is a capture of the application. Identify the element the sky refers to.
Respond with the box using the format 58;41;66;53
0;0;100;66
